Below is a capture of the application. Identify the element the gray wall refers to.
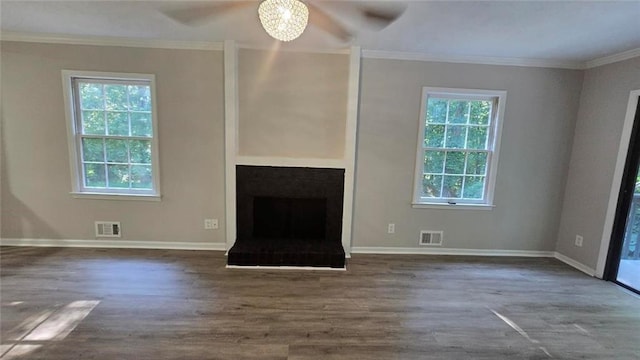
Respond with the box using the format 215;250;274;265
7;39;634;259
237;49;349;159
353;58;584;250
556;56;640;269
1;41;226;243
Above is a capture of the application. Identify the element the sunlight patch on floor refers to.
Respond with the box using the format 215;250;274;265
1;345;42;360
0;300;100;359
25;300;99;341
7;310;55;341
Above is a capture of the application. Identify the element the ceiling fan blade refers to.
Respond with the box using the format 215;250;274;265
306;2;353;42
359;3;407;29
161;1;255;26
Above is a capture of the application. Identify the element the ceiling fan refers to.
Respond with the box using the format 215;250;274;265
161;0;406;42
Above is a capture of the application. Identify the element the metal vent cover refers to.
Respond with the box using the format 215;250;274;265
95;222;121;238
419;230;443;246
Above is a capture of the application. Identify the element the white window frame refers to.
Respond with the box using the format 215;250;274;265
62;70;161;201
412;87;506;210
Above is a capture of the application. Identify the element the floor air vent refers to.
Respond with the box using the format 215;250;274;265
420;231;442;246
95;222;121;238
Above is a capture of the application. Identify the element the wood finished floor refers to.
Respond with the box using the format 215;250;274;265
1;247;639;360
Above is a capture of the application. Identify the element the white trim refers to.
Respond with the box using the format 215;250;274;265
224;40;239;252
62;70;82;193
0;238;596;275
341;46;361;256
237;43;350;55
236;156;345;169
62;70;157;81
351;246;555;257
362;49;584;70
412;87;506;207
350;246;596;276
0;238;226;251
61;70;162;197
584;47;640;69
71;191;161;201
555;252;596;277
596;89;640;278
70;192;161;201
412;203;495;210
4;31;638;70
1;31;223;51
148;74;162;195
226;265;345;271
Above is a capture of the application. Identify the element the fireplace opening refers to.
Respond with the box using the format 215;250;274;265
253;197;327;240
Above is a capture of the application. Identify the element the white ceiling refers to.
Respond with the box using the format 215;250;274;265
2;1;639;63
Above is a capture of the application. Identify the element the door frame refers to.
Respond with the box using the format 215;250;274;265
596;89;640;278
603;97;640;285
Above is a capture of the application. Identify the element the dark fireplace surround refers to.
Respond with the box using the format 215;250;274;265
228;166;346;268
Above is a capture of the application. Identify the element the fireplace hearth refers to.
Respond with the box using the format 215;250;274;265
228;166;346;268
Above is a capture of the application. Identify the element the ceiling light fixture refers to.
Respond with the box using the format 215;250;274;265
258;0;309;42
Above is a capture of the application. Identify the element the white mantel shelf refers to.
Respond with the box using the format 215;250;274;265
236;156;346;169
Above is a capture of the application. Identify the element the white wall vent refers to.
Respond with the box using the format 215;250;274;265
95;222;121;238
419;230;443;246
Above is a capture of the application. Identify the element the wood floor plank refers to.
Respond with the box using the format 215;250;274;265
1;247;639;359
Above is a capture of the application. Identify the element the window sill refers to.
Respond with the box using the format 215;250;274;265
412;203;495;210
71;192;161;202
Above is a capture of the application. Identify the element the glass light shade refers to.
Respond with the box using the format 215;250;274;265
258;0;309;42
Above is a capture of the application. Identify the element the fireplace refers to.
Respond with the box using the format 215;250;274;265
228;165;346;268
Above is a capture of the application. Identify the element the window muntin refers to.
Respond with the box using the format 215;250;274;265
64;72;160;197
414;89;505;206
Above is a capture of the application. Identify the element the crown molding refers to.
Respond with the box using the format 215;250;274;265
362;49;584;70
0;31;223;51
238;43;351;55
584;47;640;69
2;31;638;69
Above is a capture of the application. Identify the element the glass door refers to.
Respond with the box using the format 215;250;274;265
606;98;640;293
616;167;640;290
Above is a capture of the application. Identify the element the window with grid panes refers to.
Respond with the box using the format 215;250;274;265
63;71;160;198
413;88;506;207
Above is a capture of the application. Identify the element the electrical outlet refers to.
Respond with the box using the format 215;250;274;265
388;223;395;234
204;219;219;230
575;235;583;247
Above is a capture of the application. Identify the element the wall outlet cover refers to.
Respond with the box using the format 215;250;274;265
575;235;584;247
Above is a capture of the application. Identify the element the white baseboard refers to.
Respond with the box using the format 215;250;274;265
0;239;597;277
350;247;596;277
553;252;596;277
0;238;227;251
350;246;555;257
